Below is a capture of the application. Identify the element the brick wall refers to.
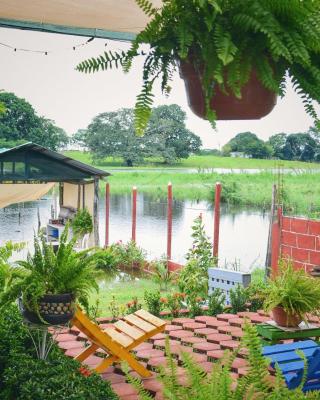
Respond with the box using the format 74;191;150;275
272;213;320;273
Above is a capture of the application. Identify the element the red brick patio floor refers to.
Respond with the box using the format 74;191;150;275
55;311;320;400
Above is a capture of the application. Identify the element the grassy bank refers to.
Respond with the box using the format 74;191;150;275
65;151;320;170
104;170;320;217
65;151;320;217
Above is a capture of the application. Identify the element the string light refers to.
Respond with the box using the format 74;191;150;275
0;36;98;55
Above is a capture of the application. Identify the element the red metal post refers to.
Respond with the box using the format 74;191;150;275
213;182;222;258
167;182;173;260
105;182;110;248
132;186;137;243
271;207;283;277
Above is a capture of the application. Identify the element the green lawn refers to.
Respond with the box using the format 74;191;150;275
90;275;172;317
65;151;320;170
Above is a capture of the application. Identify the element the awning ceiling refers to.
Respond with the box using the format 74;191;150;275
0;0;162;40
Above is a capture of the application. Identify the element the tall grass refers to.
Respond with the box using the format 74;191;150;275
104;170;320;217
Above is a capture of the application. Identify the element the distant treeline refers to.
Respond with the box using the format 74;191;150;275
221;129;320;161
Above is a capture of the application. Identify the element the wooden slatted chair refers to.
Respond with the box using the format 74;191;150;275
71;306;166;377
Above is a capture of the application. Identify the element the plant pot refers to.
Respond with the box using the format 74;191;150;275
179;59;277;120
272;306;302;327
19;293;75;325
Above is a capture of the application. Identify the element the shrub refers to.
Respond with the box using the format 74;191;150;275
151;258;174;291
110;241;146;269
178;258;208;300
166;293;185;318
0;305;117;400
229;284;248;314
207;288;226;316
144;290;163;317
126;297;142;314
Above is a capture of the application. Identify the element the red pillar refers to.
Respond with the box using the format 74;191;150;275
213;182;222;258
167;182;173;260
131;186;137;243
271;207;283;277
105;182;110;248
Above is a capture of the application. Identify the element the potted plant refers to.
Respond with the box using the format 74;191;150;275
71;208;93;239
264;261;320;327
0;227;100;325
77;0;320;134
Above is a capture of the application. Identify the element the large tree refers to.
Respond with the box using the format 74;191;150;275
282;133;318;161
223;132;272;159
268;133;287;159
75;105;202;166
0;92;68;150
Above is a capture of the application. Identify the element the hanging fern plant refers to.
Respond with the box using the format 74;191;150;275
77;0;320;135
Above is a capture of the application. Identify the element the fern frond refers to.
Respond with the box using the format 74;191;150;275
135;0;158;17
134;82;155;136
76;50;129;74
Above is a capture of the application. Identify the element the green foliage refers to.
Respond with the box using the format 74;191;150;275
77;1;320;134
0;227;100;316
73;105;201;165
129;322;319;399
0;92;68;150
208;288;226;316
229;284;248;314
125;297;142;314
94;247;118;273
71;208;93;237
0;305;118;400
264;260;320;322
186;216;216;270
109;240;146;269
108;296;124;322
151;257;174;291
178;258;208;300
245;280;267;312
166;292;185;318
223;132;273;159
0;241;25;293
144;290;163;317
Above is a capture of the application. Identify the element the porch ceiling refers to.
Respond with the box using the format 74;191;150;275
0;0;162;40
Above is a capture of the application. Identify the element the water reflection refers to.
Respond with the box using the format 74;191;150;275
0;192;269;271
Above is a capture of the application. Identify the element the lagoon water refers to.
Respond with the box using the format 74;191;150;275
0;193;269;272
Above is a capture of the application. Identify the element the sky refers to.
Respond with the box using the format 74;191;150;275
0;26;317;149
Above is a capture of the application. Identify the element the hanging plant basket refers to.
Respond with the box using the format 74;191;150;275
179;59;277;121
19;293;75;325
272;306;302;328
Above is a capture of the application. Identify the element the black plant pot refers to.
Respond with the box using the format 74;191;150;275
19;293;75;325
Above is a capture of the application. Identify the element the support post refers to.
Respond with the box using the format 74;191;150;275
167;182;173;260
265;184;277;278
213;182;222;259
105;183;110;248
131;186;137;243
271;207;283;277
93;178;100;246
77;184;81;210
59;182;63;207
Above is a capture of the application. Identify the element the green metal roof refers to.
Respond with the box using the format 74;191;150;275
0;142;109;182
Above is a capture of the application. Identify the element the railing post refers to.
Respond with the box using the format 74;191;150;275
167;182;173;260
213;182;222;258
105;182;110;248
131;186;137;243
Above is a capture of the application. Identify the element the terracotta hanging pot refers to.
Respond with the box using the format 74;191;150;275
179;59;277;120
272;306;302;328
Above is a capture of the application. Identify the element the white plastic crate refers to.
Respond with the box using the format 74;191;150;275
208;268;251;304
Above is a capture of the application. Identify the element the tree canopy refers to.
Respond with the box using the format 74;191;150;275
73;104;202;166
0;92;68;150
222;132;272;159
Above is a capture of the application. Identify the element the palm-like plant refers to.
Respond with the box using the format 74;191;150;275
77;0;320;135
0;227;100;318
